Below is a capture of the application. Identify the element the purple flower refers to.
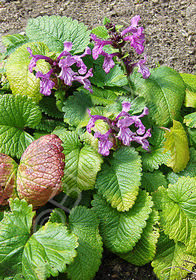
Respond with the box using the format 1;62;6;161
132;55;150;79
132;128;151;151
124;27;145;54
117;127;136;146
101;51;118;73
121;15;141;36
86;109;108;132
74;68;93;93
94;130;113;156
91;34;113;60
36;69;55;96
27;47;53;73
58;57;77;86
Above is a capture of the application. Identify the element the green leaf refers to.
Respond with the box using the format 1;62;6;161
163;120;190;172
49;208;67;225
152;231;196;280
91;62;128;88
96;147;142;212
0;198;35;278
167;147;196;184
67;206;103;280
62;91;93;127
141;171;167;193
6;42;50;103
184;112;196;128
26;16;91;54
35;117;65;133
132;66;186;126
0;94;41;158
91;26;109;39
2;34;29;56
153;177;196;245
91;190;153;254
22;222;78;279
57;131;103;191
180;73;196;108
118;210;159;266
39;96;64;119
0;153;18;205
188;127;196;149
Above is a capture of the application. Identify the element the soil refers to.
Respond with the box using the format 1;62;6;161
0;0;196;279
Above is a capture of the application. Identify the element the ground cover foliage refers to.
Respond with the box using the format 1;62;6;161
0;14;196;280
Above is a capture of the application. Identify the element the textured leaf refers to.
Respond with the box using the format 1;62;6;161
0;94;41;158
0;154;18;205
118;210;159;266
6;42;50;102
17;134;65;208
35;117;65;133
167;147;196;184
0;198;35;278
91;62;128;87
184;112;196;128
49;208;67;225
2;34;29;56
132;66;186;126
39;96;64;119
62;91;93;127
91;190;153;254
153;177;196;244
141;171;167;193
22;222;78;279
188;128;196;149
91;26;109;39
163;120;190;172
96;147;142;212
152;231;196;280
57;131;103;192
67;206;103;280
26;15;91;53
180;73;196;108
141;127;170;172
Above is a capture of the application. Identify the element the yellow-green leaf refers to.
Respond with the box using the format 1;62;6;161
163;120;190;172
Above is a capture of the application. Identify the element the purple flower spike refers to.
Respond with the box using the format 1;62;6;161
36;69;55;96
101;51;118;73
74;68;93;93
94;130;113;156
117;127;136;146
121;15;141;36
124;27;145;54
115;101;131;120
91;34;113;60
132;55;150;79
86;109;108;132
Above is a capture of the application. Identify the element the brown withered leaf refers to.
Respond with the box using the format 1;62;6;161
17;134;65;208
0;154;18;205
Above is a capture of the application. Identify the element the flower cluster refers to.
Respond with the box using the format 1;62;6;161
27;42;93;96
87;102;151;156
91;15;150;79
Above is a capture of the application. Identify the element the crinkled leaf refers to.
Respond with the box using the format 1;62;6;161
22;222;78;279
0;94;41;158
0;153;18;205
56;131;103;191
2;34;29;56
153;177;196;244
96;147;142;212
62;91;93;127
141;171;167;193
91;61;128;88
17;134;65;208
35;117;65;133
118;210;159;266
188;128;196;149
152;231;196;280
39;96;64;119
0;198;35;278
81;86;119;106
131;66;186;126
67;206;103;280
91;26;109;39
6;42;50;103
91;190;153;254
163;120;190;172
167;147;196;184
180;73;196;108
184;112;196;128
26;15;91;54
